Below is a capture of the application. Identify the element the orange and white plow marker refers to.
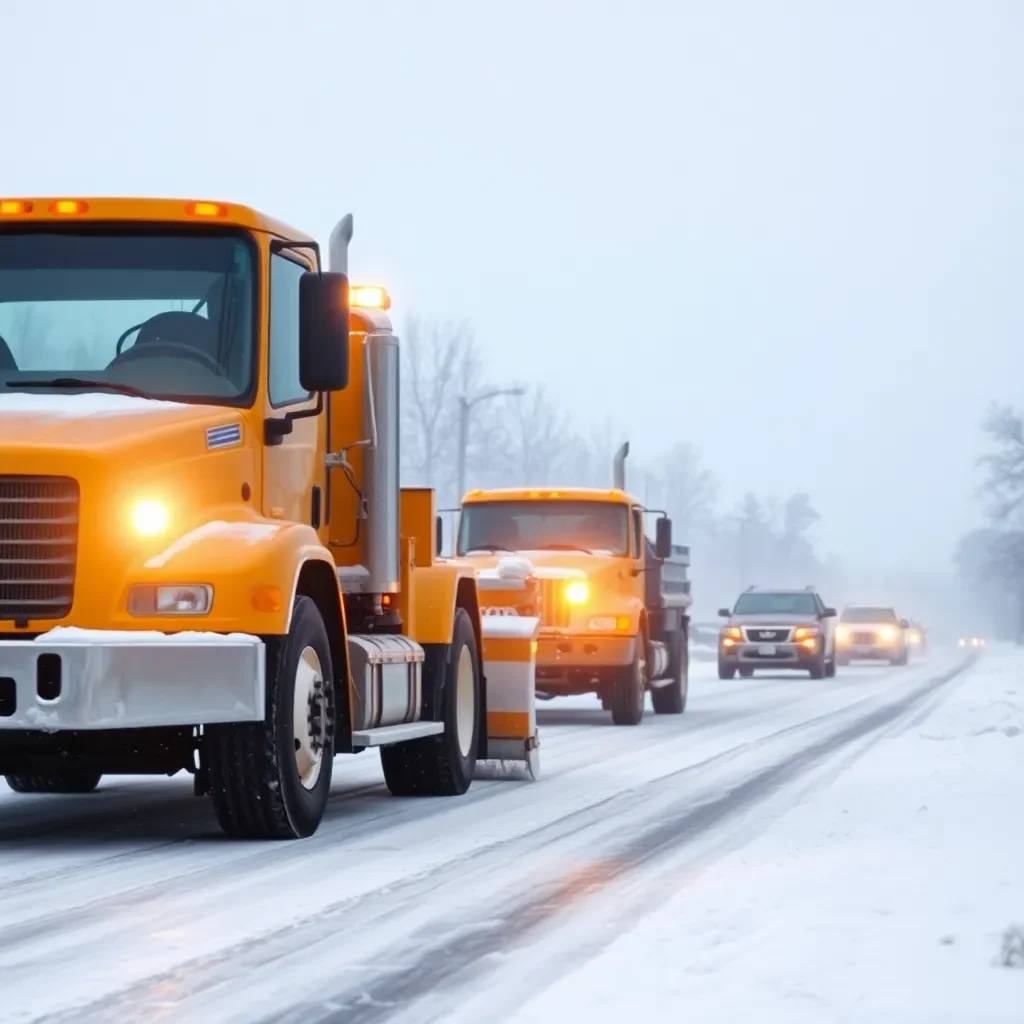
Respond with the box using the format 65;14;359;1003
475;564;541;779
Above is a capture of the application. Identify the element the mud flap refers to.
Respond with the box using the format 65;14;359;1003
475;613;541;781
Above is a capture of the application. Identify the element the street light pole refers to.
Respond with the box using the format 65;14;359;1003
456;385;526;500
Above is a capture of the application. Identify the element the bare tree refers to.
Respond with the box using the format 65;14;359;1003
642;442;719;539
495;385;575;486
399;315;477;494
979;403;1024;523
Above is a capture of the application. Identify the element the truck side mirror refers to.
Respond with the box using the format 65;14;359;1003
655;516;672;559
299;272;350;392
435;515;444;558
899;618;909;629
823;607;837;618
717;607;731;618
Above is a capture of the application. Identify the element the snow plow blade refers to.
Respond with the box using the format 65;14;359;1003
477;612;541;780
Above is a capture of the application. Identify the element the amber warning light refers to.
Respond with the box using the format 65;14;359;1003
350;285;391;310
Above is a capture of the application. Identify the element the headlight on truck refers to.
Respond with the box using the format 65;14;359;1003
564;580;589;605
879;625;897;642
793;626;819;641
129;584;213;616
130;498;170;537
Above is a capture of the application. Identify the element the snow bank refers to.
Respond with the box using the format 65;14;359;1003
502;649;1024;1023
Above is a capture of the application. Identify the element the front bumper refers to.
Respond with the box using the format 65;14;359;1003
0;629;265;731
720;640;821;667
534;632;638;692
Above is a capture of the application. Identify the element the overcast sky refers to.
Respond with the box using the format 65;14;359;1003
4;0;1021;573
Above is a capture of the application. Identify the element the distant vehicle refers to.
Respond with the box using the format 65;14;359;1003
717;586;838;680
958;636;987;649
835;605;910;666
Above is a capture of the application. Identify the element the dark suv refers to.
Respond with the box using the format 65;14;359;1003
717;586;838;679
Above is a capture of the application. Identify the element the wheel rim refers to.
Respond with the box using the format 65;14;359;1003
455;644;476;759
293;646;326;791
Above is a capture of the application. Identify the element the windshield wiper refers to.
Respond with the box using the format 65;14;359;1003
7;377;151;399
464;544;515;553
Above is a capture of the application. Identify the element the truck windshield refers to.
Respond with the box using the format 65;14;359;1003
733;592;819;615
841;606;897;623
0;230;255;404
457;501;630;556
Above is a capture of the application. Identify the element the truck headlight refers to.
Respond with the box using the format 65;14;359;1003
129;584;213;616
564;580;589;605
879;625;897;642
836;626;850;642
130;499;170;537
793;626;819;641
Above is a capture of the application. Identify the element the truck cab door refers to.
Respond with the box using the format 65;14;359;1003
262;251;325;527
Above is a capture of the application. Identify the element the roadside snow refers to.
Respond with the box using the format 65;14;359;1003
502;649;1024;1023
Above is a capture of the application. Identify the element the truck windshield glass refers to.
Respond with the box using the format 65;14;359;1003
0;231;255;404
733;592;819;615
458;501;630;556
841;606;897;622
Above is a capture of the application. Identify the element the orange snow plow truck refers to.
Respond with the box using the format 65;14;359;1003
457;444;692;725
0;197;540;838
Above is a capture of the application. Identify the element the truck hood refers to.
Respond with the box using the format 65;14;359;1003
0;392;244;459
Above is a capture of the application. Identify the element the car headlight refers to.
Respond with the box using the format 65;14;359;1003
793;626;820;641
879;625;897;642
836;626;850;642
564;580;590;605
128;584;213;616
130;499;170;537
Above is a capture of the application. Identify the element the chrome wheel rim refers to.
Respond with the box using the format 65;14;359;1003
293;646;326;790
455;645;476;759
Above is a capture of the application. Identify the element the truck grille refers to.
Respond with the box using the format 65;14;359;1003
0;476;79;621
744;627;792;643
852;631;875;644
539;578;571;628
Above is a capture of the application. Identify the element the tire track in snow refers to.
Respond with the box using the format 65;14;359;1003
0;663;896;935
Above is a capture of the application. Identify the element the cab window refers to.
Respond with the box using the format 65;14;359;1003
268;253;310;407
632;508;644;558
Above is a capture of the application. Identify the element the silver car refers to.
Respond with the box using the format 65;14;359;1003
835;605;910;666
717;586;839;679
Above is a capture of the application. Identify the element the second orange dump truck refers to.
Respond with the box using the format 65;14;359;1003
456;444;692;725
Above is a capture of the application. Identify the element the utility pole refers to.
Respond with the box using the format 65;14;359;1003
456;386;525;500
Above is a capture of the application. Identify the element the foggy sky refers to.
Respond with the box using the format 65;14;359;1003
4;0;1021;573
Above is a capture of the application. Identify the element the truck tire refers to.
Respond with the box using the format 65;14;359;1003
5;768;102;794
381;608;480;796
611;642;646;726
718;662;736;680
651;630;688;715
738;666;755;678
207;595;336;840
825;653;837;677
890;649;909;667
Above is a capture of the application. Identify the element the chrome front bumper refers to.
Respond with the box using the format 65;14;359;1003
0;629;265;732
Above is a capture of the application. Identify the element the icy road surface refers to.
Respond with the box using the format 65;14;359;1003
1;648;1019;1023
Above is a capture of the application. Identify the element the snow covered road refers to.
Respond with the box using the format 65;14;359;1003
0;648;1004;1023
